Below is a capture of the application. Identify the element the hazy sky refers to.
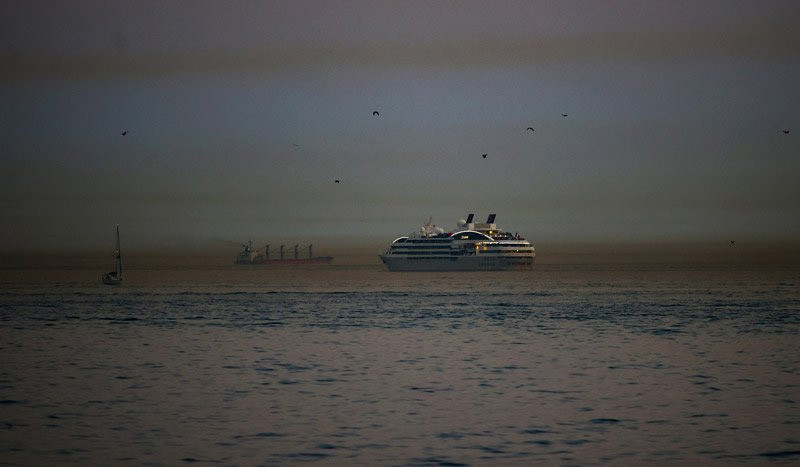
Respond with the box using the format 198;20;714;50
2;1;799;252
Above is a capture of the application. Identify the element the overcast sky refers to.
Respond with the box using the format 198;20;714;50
1;1;799;252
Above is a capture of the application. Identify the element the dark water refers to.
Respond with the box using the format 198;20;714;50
1;264;799;465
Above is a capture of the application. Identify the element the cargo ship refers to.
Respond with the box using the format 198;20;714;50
234;241;333;265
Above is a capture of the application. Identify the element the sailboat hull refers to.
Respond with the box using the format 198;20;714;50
102;272;122;285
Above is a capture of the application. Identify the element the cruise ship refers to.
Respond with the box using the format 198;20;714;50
379;214;535;271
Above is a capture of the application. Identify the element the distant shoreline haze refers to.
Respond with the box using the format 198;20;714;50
2;241;799;270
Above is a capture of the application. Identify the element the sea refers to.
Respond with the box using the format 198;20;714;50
1;259;799;465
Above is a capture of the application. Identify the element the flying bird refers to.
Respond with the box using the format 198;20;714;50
373;111;380;116
561;114;568;117
121;130;128;136
783;130;790;134
112;32;129;53
334;179;340;183
730;240;736;246
526;127;534;132
292;143;300;147
482;153;487;159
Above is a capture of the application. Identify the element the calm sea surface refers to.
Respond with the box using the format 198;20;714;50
1;263;799;465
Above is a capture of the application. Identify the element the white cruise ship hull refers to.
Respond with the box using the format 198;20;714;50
380;254;534;271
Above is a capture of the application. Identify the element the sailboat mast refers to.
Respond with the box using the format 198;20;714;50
115;225;122;278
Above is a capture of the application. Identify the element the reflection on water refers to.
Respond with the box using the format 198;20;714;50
1;264;799;465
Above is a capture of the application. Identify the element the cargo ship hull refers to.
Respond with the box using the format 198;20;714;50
235;257;333;265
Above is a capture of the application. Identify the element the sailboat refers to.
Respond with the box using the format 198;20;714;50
102;225;122;285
